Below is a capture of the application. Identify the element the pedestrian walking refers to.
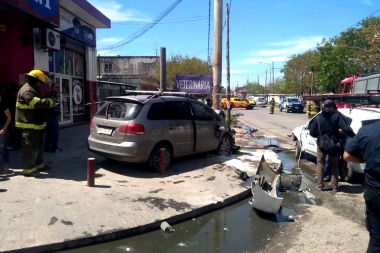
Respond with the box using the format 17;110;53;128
0;84;12;174
269;97;275;114
15;69;55;177
309;100;355;192
344;120;380;253
44;82;62;153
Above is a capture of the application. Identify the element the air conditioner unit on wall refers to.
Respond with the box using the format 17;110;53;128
40;28;60;51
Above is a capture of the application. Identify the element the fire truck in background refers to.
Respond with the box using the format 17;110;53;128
303;72;380;108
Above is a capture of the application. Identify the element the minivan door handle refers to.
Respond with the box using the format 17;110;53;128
197;126;202;129
168;125;174;130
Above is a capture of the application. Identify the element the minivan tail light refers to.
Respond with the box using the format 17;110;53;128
90;119;95;129
119;124;145;135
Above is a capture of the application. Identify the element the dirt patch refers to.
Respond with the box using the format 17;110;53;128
255;204;368;253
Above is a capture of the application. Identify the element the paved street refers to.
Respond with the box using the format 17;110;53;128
235;106;307;149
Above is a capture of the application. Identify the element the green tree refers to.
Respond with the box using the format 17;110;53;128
156;54;212;89
282;50;317;95
245;82;265;94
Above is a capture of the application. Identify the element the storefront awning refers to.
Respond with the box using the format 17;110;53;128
60;0;111;28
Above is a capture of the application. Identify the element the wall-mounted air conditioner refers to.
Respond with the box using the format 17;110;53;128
40;28;60;51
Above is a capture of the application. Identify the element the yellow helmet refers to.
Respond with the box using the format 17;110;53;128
26;69;48;83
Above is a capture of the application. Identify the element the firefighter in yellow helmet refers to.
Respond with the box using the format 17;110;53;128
16;69;55;177
269;97;275;114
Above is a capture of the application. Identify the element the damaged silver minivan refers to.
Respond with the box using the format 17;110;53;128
88;94;234;172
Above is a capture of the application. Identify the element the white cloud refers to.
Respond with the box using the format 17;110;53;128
363;0;373;5
242;36;324;64
97;37;124;45
88;0;150;22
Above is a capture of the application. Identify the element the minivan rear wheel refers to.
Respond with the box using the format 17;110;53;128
148;143;172;172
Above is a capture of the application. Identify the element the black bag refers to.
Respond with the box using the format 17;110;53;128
316;116;342;155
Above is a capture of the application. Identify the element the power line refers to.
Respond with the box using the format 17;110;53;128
112;17;210;25
99;0;183;52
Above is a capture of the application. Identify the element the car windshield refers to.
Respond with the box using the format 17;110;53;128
288;98;299;102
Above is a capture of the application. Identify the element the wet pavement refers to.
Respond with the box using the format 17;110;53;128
60;150;318;253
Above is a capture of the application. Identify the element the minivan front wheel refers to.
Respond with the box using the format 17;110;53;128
218;134;232;155
148;144;172;172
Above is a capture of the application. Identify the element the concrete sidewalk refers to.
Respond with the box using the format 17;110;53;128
0;124;282;253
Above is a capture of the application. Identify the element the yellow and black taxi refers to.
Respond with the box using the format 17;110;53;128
220;97;253;110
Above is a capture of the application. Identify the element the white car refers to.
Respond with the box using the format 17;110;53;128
292;107;380;182
255;97;266;107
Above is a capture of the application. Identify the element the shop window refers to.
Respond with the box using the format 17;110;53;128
73;51;84;77
55;47;73;76
104;63;112;71
54;47;84;78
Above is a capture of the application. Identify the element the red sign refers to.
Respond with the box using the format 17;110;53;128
1;0;60;27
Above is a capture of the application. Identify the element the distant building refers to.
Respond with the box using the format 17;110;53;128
234;87;248;98
97;56;160;94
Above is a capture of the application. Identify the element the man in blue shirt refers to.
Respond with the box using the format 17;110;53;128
344;120;380;253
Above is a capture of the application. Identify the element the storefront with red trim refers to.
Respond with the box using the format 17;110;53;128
0;0;110;125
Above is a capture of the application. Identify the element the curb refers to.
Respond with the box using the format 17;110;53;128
7;187;252;253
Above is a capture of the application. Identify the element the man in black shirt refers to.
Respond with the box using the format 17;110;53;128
344;120;380;253
309;100;355;191
44;83;61;153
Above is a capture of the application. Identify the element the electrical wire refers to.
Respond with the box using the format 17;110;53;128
99;0;183;52
112;16;210;25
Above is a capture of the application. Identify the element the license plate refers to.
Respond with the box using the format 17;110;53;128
295;107;299;109
98;127;113;135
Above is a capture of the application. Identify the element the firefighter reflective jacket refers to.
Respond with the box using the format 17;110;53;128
15;82;54;130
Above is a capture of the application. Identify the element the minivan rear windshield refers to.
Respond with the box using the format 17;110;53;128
96;101;143;120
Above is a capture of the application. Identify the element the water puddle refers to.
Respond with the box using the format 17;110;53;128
60;144;319;253
60;199;288;253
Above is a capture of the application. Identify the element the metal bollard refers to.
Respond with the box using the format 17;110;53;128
159;148;165;174
87;158;95;187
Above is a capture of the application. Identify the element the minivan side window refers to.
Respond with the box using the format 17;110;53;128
147;102;163;120
190;101;214;121
162;101;192;120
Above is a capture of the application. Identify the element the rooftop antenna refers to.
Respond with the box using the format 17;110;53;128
153;43;158;56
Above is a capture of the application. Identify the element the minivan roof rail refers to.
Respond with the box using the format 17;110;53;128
124;90;188;96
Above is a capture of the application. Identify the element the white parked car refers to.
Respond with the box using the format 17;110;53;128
292;107;380;182
255;97;266;107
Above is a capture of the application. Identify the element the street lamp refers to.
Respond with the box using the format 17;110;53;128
259;61;274;96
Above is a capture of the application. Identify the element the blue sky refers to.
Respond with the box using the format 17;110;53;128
89;0;379;89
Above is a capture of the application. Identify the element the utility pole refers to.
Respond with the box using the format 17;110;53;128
225;2;231;123
212;0;223;110
265;70;267;96
160;47;166;91
257;75;259;96
272;62;274;94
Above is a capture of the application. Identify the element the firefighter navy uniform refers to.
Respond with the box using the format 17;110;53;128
15;70;54;176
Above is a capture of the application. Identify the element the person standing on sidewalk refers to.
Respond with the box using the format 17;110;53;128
344;120;380;253
44;83;62;153
5;82;20;151
16;70;54;177
309;100;355;192
0;84;12;174
269;97;275;114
